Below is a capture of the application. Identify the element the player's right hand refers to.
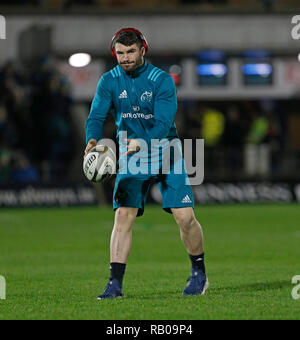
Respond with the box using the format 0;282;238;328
84;139;97;157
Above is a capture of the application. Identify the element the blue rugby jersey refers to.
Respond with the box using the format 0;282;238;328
85;61;179;148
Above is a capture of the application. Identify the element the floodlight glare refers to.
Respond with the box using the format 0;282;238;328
69;53;91;67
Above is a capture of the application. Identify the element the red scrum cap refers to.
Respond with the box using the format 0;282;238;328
110;28;149;59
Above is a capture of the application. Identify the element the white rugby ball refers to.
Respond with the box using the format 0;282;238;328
83;144;116;183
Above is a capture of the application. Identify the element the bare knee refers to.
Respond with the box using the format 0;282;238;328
179;216;197;233
172;209;198;233
114;207;137;232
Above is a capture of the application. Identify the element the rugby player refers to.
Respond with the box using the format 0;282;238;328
85;28;208;299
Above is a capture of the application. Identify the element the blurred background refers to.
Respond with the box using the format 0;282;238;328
1;0;300;207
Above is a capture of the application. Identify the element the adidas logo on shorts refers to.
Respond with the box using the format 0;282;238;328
181;195;192;203
119;90;128;99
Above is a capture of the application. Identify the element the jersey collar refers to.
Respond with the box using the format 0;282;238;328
126;61;148;78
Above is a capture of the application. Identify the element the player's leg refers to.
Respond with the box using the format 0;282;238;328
171;207;209;296
171;206;206;273
97;207;137;300
171;207;204;257
109;207;137;289
110;207;138;263
97;174;150;300
158;148;208;296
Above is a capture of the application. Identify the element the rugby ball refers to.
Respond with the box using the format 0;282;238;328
83;144;116;182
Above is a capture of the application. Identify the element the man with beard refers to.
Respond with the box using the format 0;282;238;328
85;28;208;299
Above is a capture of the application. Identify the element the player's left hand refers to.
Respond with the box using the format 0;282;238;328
123;138;141;156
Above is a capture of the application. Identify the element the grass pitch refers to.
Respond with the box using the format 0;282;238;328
0;204;299;320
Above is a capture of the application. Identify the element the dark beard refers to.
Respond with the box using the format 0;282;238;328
122;58;144;73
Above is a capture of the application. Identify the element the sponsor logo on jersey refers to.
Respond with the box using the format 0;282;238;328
122;112;154;120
